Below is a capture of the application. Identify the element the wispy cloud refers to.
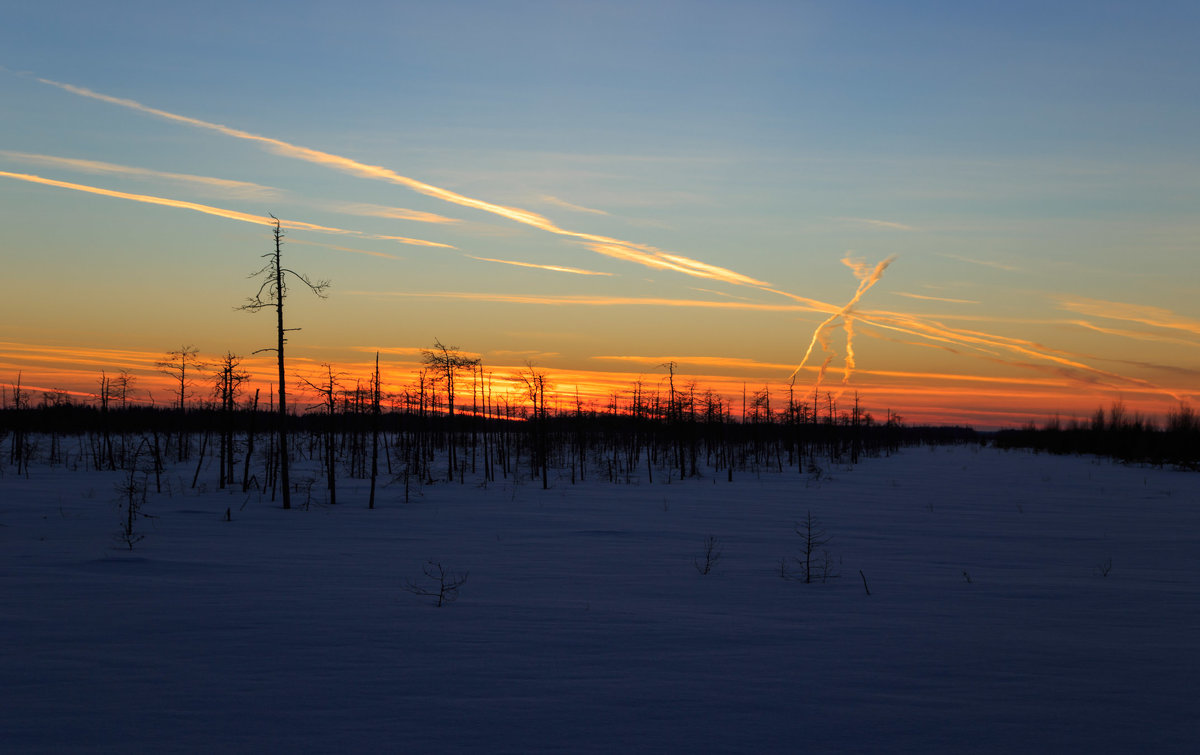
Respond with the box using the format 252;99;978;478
39;77;769;289
894;292;980;304
0;340;170;369
332;201;460;224
286;238;402;261
346;290;828;313
350;282;1182;402
466;255;613;276
939;252;1021;272
1068;320;1200;348
37;78;557;224
369;233;455;249
593;355;795;372
350;346;427;356
488;350;562;362
0;170;338;232
539;194;609;216
689;287;758;302
0;171;454;248
1059;297;1200;338
0;150;280;200
583;242;769;286
856;309;1180;399
838;216;917;231
34;77;1183;406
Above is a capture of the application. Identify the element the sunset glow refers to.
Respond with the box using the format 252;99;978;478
3;3;1197;428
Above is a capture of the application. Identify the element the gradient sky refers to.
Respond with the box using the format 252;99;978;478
2;1;1198;427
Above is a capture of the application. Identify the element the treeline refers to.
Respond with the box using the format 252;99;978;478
0;385;979;504
994;402;1200;468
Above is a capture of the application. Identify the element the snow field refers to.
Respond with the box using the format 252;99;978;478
2;444;1198;752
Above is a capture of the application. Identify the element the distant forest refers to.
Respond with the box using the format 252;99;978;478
994;402;1200;470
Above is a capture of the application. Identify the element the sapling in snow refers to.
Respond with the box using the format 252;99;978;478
781;510;837;584
694;535;723;575
404;561;469;607
115;438;154;550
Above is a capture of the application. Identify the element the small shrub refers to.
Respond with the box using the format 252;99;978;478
404;561;469;607
781;511;837;584
694;535;722;575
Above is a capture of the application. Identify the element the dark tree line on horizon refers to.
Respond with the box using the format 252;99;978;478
994;401;1200;469
4;359;1195;509
1;354;980;502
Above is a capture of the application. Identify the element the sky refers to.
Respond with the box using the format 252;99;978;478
2;0;1198;427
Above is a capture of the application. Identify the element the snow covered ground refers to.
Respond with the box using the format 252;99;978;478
2;443;1198;752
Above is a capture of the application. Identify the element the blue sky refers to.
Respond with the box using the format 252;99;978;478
2;1;1198;425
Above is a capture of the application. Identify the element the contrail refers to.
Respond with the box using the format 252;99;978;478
0;150;279;200
838;217;917;231
332;201;460;224
854;308;1182;399
345;290;830;313
466;255;613;276
539;194;609;216
31;77;1184;404
894;292;980;304
37;77;765;288
789;255;896;388
36;79;556;224
842;315;857;390
0;171;456;248
1069;320;1200;348
1059;297;1200;338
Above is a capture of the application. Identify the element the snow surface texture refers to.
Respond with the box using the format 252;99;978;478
2;445;1199;752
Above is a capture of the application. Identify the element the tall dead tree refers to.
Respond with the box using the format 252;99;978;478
240;216;329;509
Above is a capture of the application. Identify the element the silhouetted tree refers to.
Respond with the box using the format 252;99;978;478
240;216;329;509
212;352;250;489
518;361;550;489
421;339;480;480
157;345;205;460
302;363;344;505
369;352;381;509
158;346;203;409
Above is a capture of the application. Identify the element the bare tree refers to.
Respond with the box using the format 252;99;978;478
518;361;550;489
96;371;115;470
158;346;204;412
301;363;344;506
240;216;329;509
113;370;137;408
421;339;480;480
212;352;250;490
369;352;381;510
420;339;480;419
403;561;469;607
158;345;205;460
